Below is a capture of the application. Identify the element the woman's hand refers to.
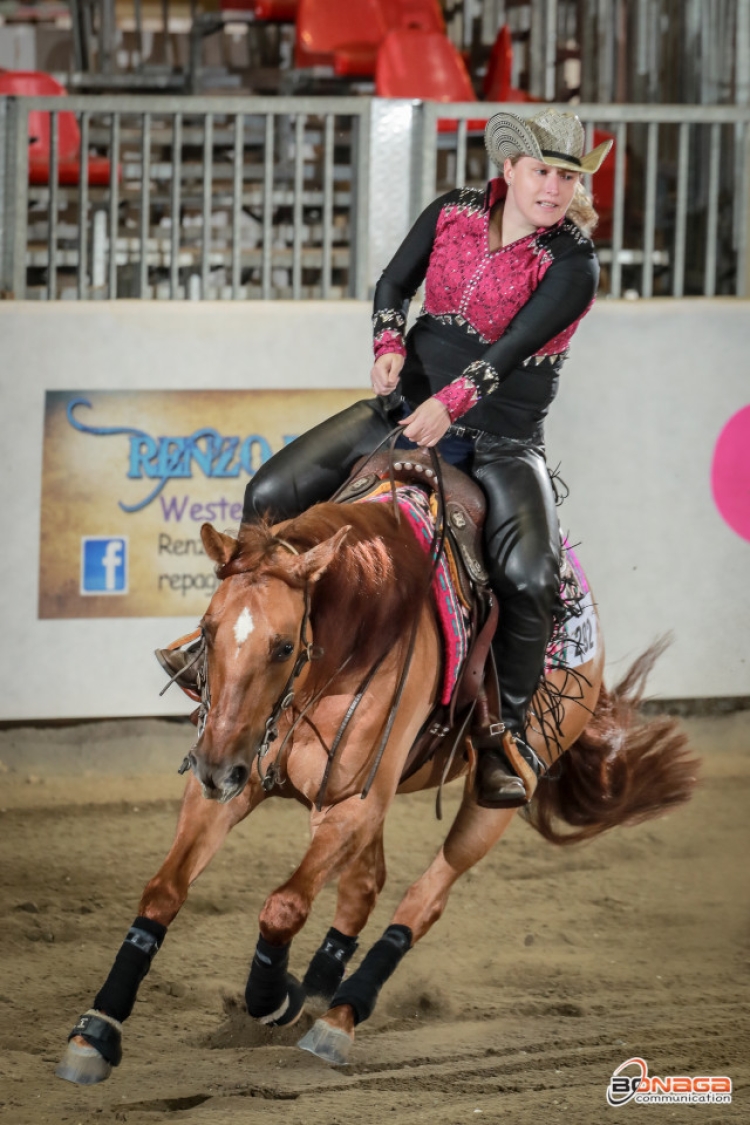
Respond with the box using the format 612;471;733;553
370;352;405;396
399;398;451;447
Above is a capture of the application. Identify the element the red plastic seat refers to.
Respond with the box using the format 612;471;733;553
591;128;617;239
483;25;537;104
254;0;297;17
379;0;444;33
0;70;113;186
483;24;512;102
295;0;387;76
376;29;486;132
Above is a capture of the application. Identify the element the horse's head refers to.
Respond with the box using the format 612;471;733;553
186;520;350;802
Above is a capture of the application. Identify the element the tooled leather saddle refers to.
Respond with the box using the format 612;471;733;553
333;448;500;786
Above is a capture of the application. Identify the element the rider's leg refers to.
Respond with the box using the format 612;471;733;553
242;398;396;524
471;439;561;808
157;398;396;685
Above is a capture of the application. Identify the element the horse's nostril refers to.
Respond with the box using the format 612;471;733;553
226;764;249;791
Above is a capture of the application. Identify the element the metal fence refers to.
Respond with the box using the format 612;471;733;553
2;94;750;300
0;95;370;300
418;102;750;298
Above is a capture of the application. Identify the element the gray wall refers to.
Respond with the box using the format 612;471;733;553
0;298;748;720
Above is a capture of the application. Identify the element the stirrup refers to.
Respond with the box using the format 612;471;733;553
155;629;204;698
474;727;541;809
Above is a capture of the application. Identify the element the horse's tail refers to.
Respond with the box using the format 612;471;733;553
526;642;700;846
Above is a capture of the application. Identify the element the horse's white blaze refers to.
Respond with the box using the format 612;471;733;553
233;606;255;648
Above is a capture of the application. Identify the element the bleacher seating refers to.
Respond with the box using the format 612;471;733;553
294;0;388;77
0;70;112;186
375;28;487;131
590;129;617;238
379;0;445;33
218;0;298;20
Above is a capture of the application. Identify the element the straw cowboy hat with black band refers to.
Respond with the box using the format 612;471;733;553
485;108;613;175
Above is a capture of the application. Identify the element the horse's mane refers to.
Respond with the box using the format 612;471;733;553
217;502;434;700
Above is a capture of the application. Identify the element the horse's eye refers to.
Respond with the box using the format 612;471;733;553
271;640;295;663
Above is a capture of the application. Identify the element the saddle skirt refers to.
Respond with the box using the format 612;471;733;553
354;479;595;705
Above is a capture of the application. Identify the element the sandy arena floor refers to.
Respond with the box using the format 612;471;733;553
0;712;747;1125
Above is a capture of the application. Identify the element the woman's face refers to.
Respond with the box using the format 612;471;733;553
504;156;580;228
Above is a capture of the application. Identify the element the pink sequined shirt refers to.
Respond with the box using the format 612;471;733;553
373;180;599;437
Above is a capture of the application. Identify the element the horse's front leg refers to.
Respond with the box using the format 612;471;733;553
301;830;386;1009
302;786;516;1064
244;795;388;1030
56;773;264;1086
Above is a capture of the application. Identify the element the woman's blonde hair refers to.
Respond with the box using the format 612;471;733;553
506;155;599;238
567;181;598;237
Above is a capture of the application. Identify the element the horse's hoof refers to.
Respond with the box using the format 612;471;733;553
297;1018;353;1066
55;1041;112;1085
259;976;306;1028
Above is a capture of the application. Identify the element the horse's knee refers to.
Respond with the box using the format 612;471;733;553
355;862;386;912
392;879;449;943
138;875;186;927
259;887;310;945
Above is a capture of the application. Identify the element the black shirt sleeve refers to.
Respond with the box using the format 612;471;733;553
372;191;459;355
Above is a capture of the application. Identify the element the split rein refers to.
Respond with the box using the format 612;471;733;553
166;424;453;808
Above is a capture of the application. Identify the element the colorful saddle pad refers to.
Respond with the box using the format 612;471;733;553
360;484;597;705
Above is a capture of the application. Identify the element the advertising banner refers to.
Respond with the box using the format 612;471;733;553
39;389;364;619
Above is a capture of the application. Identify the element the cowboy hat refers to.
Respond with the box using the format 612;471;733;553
485;108;613;175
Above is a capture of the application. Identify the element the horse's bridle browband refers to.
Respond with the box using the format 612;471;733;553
176;536;322;783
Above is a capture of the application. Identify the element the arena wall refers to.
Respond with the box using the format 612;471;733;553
0;299;747;720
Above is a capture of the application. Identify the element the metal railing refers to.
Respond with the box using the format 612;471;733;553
0;95;370;300
418;101;750;298
2;95;750;300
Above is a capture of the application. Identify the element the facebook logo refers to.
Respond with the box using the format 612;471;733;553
81;537;128;595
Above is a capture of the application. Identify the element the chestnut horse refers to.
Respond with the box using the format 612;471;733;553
57;499;697;1083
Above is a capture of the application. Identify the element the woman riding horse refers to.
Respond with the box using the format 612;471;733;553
239;108;613;810
56;111;701;1085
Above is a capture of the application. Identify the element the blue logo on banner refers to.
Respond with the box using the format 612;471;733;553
81;537;128;594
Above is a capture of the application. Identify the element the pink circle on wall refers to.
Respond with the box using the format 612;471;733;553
711;405;750;542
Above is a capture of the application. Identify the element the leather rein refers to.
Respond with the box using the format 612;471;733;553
171;427;455;808
173;538;322;788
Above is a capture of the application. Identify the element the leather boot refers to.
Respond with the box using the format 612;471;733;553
474;725;542;809
155;640;202;691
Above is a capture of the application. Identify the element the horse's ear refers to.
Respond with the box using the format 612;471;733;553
201;523;237;565
285;525;351;584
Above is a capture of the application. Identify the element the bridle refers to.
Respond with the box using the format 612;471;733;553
174;443;449;803
254;578;322;791
176;537;321;786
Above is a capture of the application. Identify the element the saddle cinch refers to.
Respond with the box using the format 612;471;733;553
332;448;501;786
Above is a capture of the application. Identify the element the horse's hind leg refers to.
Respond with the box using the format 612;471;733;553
56;774;263;1086
302;830;386;1008
300;791;516;1064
